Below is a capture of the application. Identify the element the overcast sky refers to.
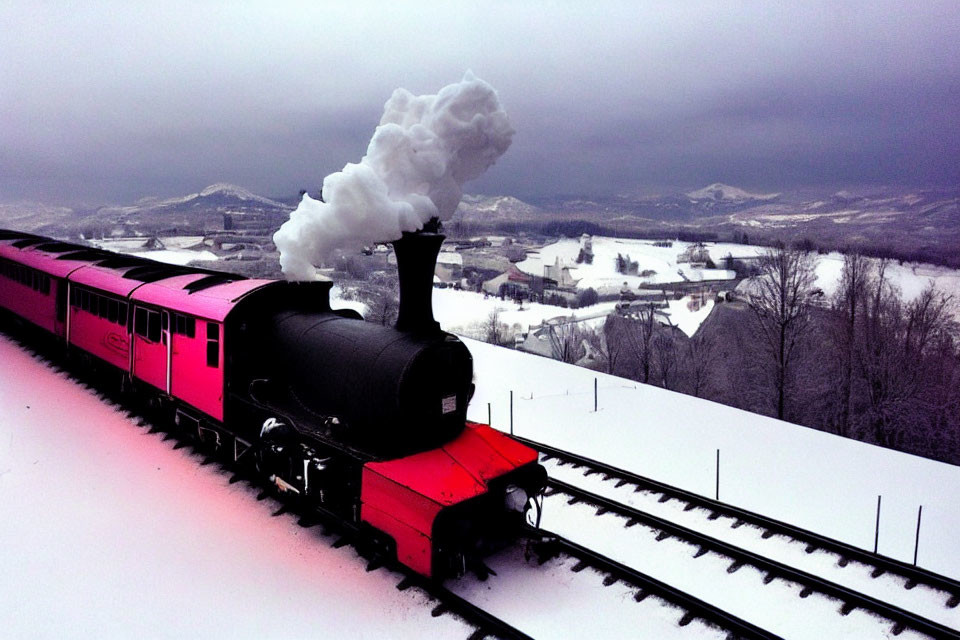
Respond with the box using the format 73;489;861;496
2;1;959;205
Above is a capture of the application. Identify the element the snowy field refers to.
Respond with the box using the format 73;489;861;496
517;237;737;294
464;338;960;582
430;288;715;338
90;237;219;266
810;251;960;303
0;335;471;639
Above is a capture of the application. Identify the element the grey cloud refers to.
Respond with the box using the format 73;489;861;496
2;1;959;205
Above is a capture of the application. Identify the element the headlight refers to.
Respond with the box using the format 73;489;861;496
504;484;528;513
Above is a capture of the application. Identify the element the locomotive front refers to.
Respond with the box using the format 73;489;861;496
231;230;546;579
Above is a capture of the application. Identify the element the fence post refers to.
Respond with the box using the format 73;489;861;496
594;377;598;412
715;449;720;501
487;402;491;428
914;505;923;566
509;390;514;436
874;495;882;554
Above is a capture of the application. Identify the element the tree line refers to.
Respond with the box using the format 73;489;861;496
492;245;959;465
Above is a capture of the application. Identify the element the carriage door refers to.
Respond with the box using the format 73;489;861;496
132;306;169;392
162;310;172;394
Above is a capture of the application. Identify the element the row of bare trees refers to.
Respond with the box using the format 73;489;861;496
531;244;959;464
827;255;958;453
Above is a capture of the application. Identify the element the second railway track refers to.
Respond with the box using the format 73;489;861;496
515;435;960;638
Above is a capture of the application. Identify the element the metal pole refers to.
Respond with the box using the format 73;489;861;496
914;505;923;566
509;390;514;436
487;402;491;427
594;377;598;412
874;495;882;554
715;449;720;501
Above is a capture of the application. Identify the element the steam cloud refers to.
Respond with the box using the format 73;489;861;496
274;72;514;280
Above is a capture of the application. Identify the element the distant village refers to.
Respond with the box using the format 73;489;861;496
86;209;758;366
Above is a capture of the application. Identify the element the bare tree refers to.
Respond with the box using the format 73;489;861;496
653;327;680;390
680;331;717;398
547;320;586;364
618;305;659;384
853;265;956;449
362;284;399;326
581;315;631;374
830;251;872;436
747;244;818;420
484;307;507;345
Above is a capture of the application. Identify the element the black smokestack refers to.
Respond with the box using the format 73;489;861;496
392;230;443;334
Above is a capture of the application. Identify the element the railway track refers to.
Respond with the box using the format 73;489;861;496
146;420;781;640
525;527;780;640
547;478;960;639
514;434;960;614
6;323;779;639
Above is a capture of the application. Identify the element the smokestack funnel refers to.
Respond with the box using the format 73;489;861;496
392;231;443;333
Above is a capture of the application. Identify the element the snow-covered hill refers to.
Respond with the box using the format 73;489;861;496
104;183;289;216
685;183;781;202
464;338;960;582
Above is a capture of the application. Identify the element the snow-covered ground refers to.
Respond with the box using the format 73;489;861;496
464;338;960;582
539;493;931;639
431;287;619;337
4;324;959;637
0;335;471;639
517;237;736;294
434;288;710;339
90;238;219;266
810;251;960;303
546;460;960;632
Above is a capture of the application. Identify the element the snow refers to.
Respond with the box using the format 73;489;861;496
431;287;618;335
136;248;219;265
90;238;219;266
464;338;960;583
515;237;737;294
448;545;729;640
0;334;471;639
685;183;781;201
541;495;930;639
812;252;960;304
664;296;715;337
546;459;960;632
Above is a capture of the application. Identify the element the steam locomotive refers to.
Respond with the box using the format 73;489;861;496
0;228;546;579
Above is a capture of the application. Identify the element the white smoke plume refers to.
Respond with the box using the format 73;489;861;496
274;71;514;280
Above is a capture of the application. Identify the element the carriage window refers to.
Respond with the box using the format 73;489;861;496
206;322;220;367
147;310;161;343
173;313;196;338
98;295;109;319
108;299;118;323
119;302;127;327
134;307;147;337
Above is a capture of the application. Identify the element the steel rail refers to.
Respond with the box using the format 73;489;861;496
528;526;782;640
549;477;960;639
514;434;960;609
